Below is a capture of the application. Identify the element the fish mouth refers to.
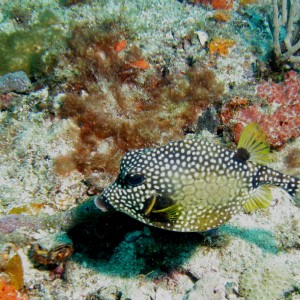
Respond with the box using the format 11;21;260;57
94;195;114;212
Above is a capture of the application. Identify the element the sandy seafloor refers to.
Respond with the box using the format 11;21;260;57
0;0;300;299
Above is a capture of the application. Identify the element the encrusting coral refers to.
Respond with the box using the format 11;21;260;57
0;281;28;300
239;257;295;299
54;26;224;180
213;10;231;22
284;148;300;170
208;38;236;56
221;70;300;147
211;0;234;10
0;244;28;300
191;0;234;10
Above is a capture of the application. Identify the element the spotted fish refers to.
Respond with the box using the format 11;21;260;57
94;123;300;232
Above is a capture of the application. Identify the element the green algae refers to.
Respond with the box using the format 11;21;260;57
0;10;66;78
237;5;274;62
219;224;279;254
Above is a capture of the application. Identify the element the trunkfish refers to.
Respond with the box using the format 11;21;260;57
94;123;300;232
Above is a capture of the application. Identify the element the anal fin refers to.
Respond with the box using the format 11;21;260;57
243;185;273;213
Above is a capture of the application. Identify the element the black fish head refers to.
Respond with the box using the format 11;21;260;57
94;146;179;227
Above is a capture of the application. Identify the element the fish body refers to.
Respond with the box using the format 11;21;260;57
95;123;300;232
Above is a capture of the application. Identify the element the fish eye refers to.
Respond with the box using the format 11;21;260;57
124;173;145;187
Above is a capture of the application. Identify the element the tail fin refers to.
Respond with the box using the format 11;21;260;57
238;124;300;208
253;166;298;193
252;165;300;207
244;174;300;213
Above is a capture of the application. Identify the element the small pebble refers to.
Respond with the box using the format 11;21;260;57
195;30;208;47
0;71;31;94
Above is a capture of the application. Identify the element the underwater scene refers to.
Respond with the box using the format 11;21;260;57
0;0;300;299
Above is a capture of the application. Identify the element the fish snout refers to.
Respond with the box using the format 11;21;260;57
93;194;114;212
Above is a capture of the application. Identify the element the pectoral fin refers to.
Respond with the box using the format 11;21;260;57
152;204;183;222
143;194;182;222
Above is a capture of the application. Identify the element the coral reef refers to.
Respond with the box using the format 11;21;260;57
236;4;274;63
0;0;299;299
239;257;295;299
183;272;226;299
221;70;300;147
272;0;300;64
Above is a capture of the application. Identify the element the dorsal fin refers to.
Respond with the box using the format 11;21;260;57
237;123;270;164
243;185;273;213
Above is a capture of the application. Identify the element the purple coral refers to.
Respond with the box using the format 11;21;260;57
0;214;43;235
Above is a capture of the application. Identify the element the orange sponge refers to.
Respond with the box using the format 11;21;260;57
208;38;236;55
